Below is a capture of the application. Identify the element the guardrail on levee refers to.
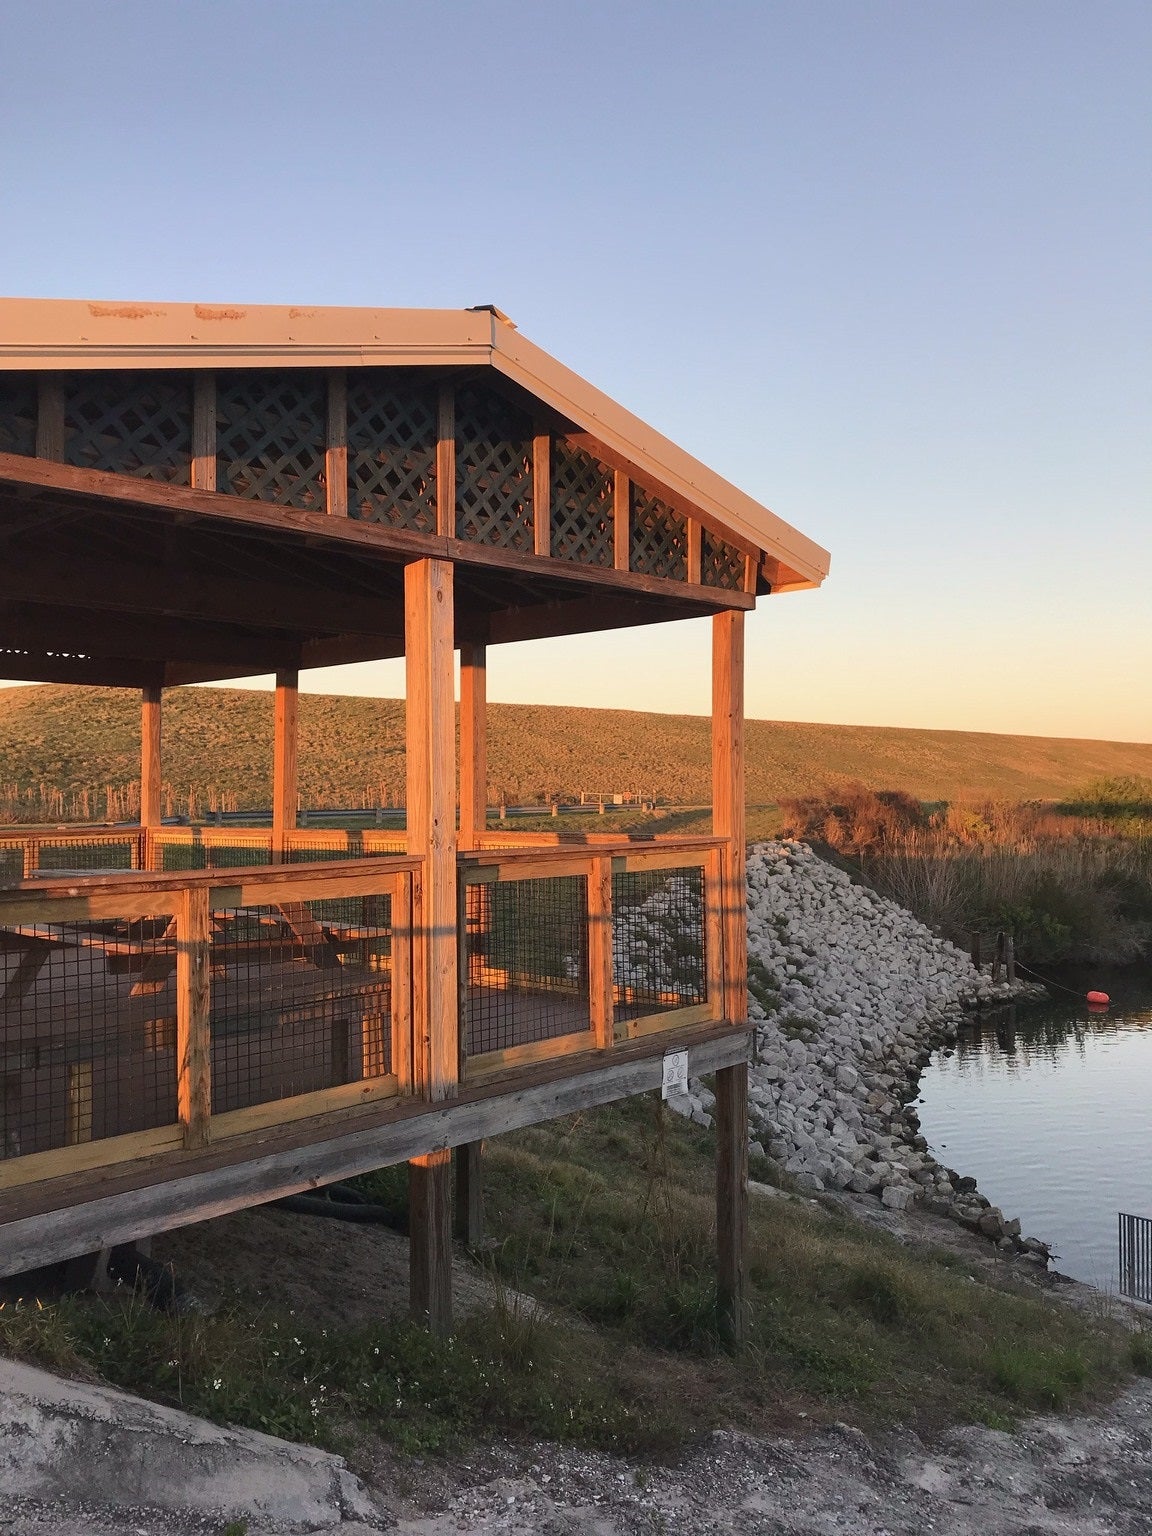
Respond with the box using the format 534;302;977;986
0;826;408;881
458;839;725;1084
0;856;417;1190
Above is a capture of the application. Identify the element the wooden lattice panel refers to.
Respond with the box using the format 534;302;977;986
0;374;37;457
701;530;747;591
216;371;326;510
550;439;614;567
455;384;534;551
347;373;437;532
63;371;192;484
629;486;688;581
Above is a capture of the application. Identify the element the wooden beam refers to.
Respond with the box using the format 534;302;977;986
272;668;299;856
488;594;741;648
533;433;550;558
35;376;65;461
436;385;455;538
0;651;163;688
712;607;748;1344
0;544;405;639
0;600;304;670
459;641;486;851
176;885;212;1150
326;370;348;517
191;373;216;491
0;455;756;617
0;1028;750;1277
140;685;162;833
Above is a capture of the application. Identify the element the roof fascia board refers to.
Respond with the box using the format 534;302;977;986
0;298;494;369
489;325;829;586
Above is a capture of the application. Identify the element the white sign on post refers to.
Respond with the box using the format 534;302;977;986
661;1049;689;1099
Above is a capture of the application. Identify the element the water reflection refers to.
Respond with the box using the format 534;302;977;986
917;976;1152;1290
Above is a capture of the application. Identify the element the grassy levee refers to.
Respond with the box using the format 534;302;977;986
2;1100;1148;1457
3;683;1152;821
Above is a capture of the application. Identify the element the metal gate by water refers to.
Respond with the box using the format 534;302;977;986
1118;1212;1152;1302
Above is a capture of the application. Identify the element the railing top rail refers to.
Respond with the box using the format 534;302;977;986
0;852;421;903
0;826;142;841
466;833;723;857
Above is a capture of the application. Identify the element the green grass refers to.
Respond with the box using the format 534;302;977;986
4;682;1152;823
2;1098;1147;1457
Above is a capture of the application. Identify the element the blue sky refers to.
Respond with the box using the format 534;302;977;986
2;1;1149;740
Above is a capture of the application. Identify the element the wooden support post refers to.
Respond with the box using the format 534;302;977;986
177;885;211;1150
1005;933;1015;985
436;386;455;538
36;375;65;461
326;369;348;517
454;1140;485;1247
406;558;458;1331
140;685;162;869
533;432;551;557
273;669;299;862
191;373;216;491
613;470;630;571
712;608;748;1345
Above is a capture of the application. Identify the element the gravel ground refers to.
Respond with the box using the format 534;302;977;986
4;1374;1149;1536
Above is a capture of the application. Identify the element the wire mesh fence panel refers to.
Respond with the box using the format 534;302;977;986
0;910;178;1158
209;894;393;1114
35;837;139;873
612;866;708;1022
463;876;590;1059
156;838;273;872
0;845;26;883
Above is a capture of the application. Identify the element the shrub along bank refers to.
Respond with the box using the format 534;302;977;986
781;784;1152;966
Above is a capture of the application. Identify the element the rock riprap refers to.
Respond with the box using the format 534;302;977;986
668;840;1050;1261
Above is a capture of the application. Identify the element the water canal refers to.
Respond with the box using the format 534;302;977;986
916;970;1152;1291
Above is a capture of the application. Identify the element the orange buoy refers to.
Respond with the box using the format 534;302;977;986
1086;990;1110;1006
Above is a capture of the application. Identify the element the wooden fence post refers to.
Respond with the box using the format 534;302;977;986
177;885;211;1150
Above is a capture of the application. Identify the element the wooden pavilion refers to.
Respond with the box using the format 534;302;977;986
0;299;829;1334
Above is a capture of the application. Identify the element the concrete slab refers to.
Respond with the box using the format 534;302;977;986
0;1357;385;1533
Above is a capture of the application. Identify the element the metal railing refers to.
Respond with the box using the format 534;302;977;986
1119;1211;1152;1303
0;856;416;1189
458;839;724;1082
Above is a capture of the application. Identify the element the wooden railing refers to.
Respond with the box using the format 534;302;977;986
458;839;724;1083
0;856;416;1190
0;825;407;882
